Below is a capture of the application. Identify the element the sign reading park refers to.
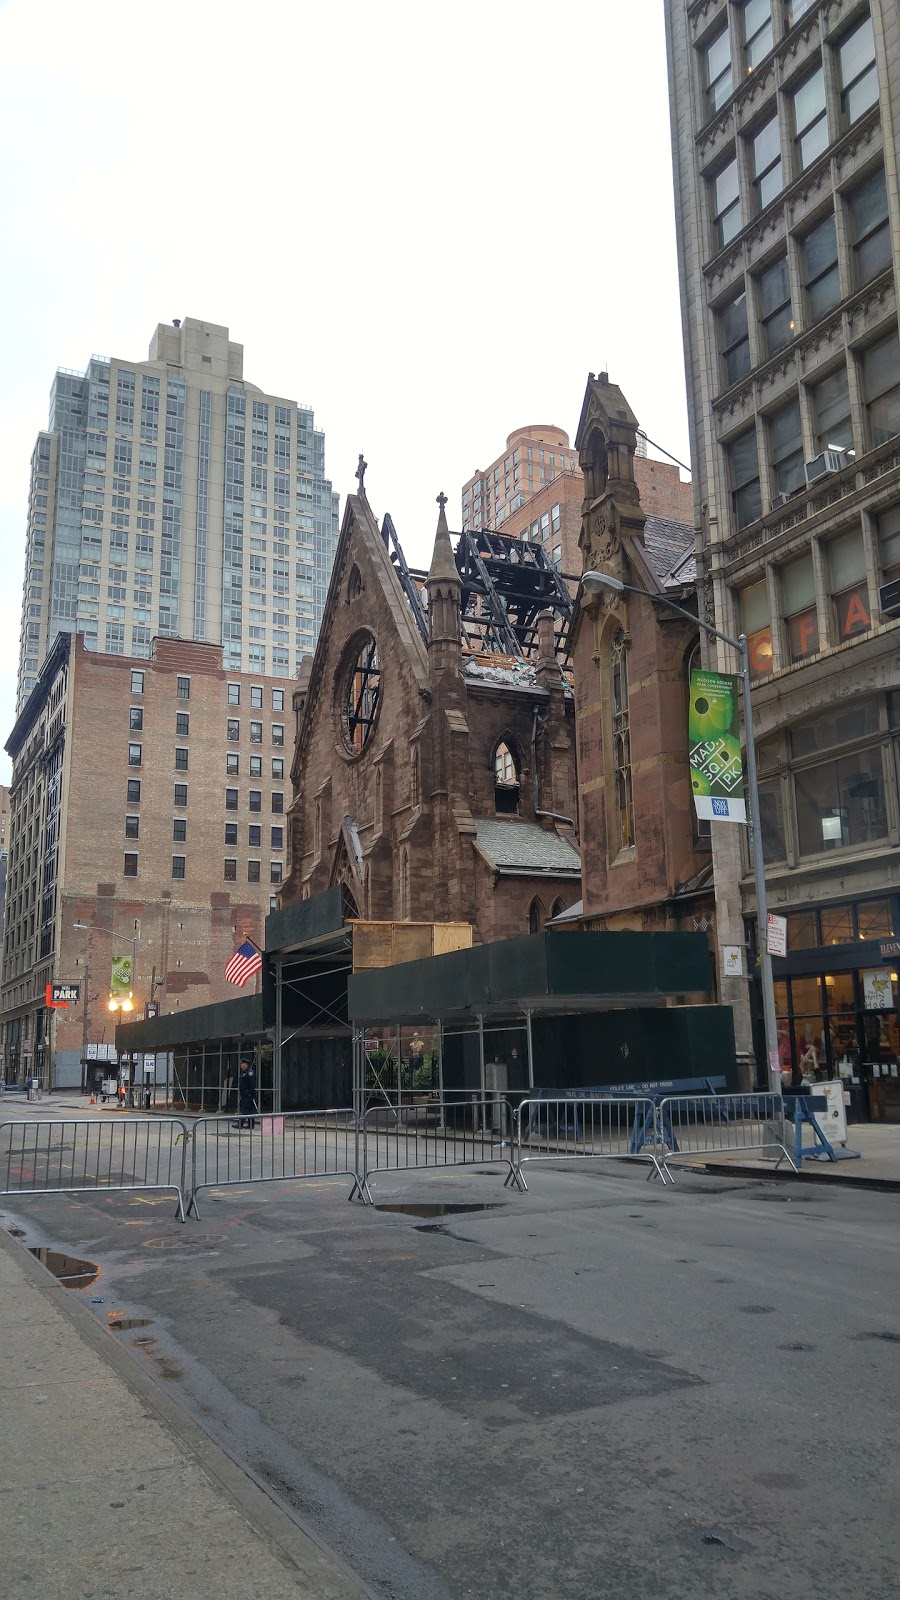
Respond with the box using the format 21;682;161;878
688;670;747;824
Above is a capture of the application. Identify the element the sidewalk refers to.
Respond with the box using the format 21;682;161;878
0;1228;368;1600
689;1121;900;1187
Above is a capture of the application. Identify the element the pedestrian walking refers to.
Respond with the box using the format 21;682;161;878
234;1059;257;1129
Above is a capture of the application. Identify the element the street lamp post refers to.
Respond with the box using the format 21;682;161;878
73;922;139;1090
582;571;781;1101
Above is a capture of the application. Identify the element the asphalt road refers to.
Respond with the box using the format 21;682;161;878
2;1157;898;1599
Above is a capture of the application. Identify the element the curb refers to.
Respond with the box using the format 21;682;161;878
680;1158;900;1193
0;1225;373;1599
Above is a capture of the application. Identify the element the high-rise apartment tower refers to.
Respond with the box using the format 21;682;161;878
665;0;900;1091
18;318;339;708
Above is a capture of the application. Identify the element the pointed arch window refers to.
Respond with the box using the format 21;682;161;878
399;847;410;920
528;897;544;934
343;631;381;753
494;741;520;814
611;629;634;851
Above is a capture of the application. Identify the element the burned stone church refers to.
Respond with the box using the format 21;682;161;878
279;484;581;939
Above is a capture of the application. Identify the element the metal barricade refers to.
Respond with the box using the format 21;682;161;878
357;1097;523;1204
0;1118;190;1221
656;1092;796;1176
514;1097;667;1184
187;1109;360;1218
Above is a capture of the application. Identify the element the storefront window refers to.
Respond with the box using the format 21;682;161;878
738;577;772;676
819;903;854;945
787;910;817;949
827;529;871;641
857;899;893;940
795;748;887;856
780;552;819;662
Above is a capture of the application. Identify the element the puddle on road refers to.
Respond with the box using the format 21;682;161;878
373;1202;505;1219
29;1248;100;1289
108;1317;153;1332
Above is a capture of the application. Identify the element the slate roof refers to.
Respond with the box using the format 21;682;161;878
641;514;696;591
474;819;581;876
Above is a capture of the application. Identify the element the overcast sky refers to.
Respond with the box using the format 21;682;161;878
0;0;690;786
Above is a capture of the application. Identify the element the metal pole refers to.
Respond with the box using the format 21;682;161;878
274;957;283;1114
437;1018;445;1128
81;960;90;1094
525;1008;534;1090
477;1013;486;1132
739;634;782;1101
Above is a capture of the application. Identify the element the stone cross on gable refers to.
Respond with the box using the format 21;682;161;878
436;491;447;511
356;453;367;492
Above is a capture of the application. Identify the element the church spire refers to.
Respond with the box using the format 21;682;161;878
427;492;460;589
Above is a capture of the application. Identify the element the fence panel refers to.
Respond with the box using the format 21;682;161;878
188;1109;360;1217
656;1093;796;1175
0;1118;190;1220
514;1097;667;1183
358;1098;522;1203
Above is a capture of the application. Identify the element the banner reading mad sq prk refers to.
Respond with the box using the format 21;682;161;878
688;669;747;824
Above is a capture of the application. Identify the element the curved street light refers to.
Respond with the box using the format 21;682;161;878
581;570;781;1101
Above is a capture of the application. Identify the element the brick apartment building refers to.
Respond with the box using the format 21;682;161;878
280;489;581;940
1;634;291;1087
461;424;694;582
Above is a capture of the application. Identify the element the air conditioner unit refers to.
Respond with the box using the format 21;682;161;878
880;577;900;617
770;492;794;511
804;449;845;484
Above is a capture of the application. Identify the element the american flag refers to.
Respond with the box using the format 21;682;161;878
224;939;262;987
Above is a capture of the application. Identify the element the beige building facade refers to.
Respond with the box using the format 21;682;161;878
665;0;900;1101
2;634;290;1088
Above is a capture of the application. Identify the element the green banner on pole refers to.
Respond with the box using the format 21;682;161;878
688;669;747;824
110;955;133;996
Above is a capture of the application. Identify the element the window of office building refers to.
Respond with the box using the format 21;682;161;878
739;577;773;676
175;747;188;772
781;552;819;661
271;861;283;885
848;169;891;287
877;506;900;580
228;719;239;741
124;852;138;877
249;824;261;847
125;815;140;840
173;818;186;842
128;743;142;767
272;792;284;813
174;782;188;807
792;66;828;171
172;855;185;880
272;757;284;779
226;787;238;811
224;858;237;882
703;23;733;118
250;686;263;709
131;670;144;694
127;779;141;804
272;724;284;747
228;683;240;706
719;289;751;385
249;755;262;777
838;13;878;126
249;789;262;812
795;736;886;857
758;256;793;357
741;0;772;69
711;156;741;250
227;753;239;776
250;720;262;743
861;328;900;447
802;213;840;321
177;675;190;700
272;689;284;711
129;706;143;732
811;364;853;454
176;712;189;737
769;396;804;496
750;114;782;212
827;529;871;641
727;427;762;528
271;826;284;849
248;860;261;884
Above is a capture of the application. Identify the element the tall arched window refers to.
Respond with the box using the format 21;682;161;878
399;847;410;919
411;747;420;806
611;629;634;850
314;798;321;856
550;898;566;920
528;898;544;934
494;741;520;814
